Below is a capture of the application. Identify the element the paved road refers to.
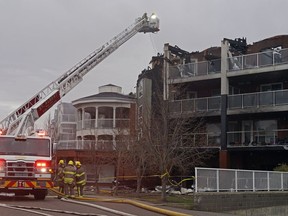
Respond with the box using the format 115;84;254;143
0;193;237;216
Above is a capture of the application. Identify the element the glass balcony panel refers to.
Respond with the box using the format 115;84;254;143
182;99;195;112
258;50;274;67
228;56;243;71
227;131;241;146
197;61;208;76
259;92;273;106
275;90;288;105
208;59;221;73
243;54;258;69
196;98;207;111
208;97;221;110
243;93;257;107
280;49;288;63
228;95;242;109
179;63;196;77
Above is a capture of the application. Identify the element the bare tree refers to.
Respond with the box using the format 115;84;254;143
139;91;211;201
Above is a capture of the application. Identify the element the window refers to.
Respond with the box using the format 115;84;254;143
260;83;282;92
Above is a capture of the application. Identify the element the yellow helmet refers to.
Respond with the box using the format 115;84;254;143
58;160;64;165
68;160;74;166
75;161;81;167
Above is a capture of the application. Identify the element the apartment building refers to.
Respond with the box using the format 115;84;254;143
138;35;288;170
52;84;136;183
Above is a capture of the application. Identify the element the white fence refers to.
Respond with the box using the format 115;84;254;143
195;167;288;192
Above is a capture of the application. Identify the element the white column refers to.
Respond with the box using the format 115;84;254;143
95;107;98;128
81;108;85;129
113;107;116;128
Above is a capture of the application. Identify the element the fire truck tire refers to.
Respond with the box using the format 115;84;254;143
34;190;47;200
15;191;29;196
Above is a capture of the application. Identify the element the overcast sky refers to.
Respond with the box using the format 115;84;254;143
0;0;287;127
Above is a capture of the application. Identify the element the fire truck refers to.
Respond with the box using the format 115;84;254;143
0;13;159;200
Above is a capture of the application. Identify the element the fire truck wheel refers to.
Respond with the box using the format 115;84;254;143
34;190;47;200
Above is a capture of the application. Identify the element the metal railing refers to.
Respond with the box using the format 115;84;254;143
168;48;288;80
181;133;221;147
228;89;288;109
195;167;288;192
168;89;288;114
168;96;221;113
227;129;288;147
55;140;129;151
228;48;288;71
169;59;221;79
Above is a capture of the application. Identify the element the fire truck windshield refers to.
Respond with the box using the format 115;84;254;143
0;137;50;157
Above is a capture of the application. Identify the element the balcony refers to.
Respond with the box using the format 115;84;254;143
228;89;288;113
184;133;220;147
227;129;288;147
228;48;288;72
76;118;130;130
168;96;221;115
55;140;129;151
169;59;221;80
168;48;288;84
169;89;288;116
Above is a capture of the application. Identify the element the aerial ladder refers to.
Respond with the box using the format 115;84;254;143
0;13;159;136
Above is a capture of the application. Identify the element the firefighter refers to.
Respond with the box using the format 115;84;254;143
75;161;86;197
63;160;76;198
55;159;65;197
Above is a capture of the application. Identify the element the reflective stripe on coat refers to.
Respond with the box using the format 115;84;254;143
64;165;76;184
75;166;86;185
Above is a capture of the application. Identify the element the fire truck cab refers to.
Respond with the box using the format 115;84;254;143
0;131;53;200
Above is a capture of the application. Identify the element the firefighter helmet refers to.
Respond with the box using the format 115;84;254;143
68;160;74;166
75;161;81;167
58;160;64;165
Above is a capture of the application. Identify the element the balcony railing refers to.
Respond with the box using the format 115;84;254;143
184;133;220;147
169;89;288;115
227;129;288;147
76;118;130;130
169;96;221;113
228;48;288;71
55;140;130;151
228;89;288;109
169;59;221;79
168;48;288;81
